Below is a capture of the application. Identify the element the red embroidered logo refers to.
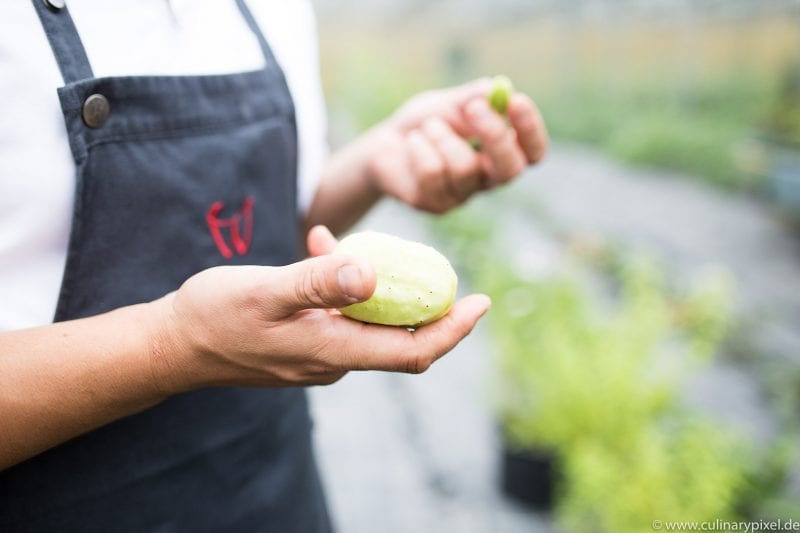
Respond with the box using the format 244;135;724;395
205;196;255;259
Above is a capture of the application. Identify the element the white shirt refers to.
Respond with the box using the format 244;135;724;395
0;1;328;330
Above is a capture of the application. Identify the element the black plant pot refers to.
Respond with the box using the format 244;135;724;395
501;445;556;511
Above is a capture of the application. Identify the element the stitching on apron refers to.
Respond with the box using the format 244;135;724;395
77;114;289;159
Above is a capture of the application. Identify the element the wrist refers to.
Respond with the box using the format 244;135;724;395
358;122;398;198
142;293;198;396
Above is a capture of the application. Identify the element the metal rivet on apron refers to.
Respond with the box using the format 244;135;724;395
43;0;66;11
82;94;110;129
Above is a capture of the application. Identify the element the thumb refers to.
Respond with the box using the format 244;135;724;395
270;254;376;314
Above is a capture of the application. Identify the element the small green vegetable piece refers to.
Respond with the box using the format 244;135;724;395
488;75;514;115
333;231;458;327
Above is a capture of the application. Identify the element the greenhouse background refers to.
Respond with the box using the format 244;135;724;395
308;1;800;531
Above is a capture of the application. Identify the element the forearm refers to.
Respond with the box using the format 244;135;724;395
0;300;180;471
303;125;389;237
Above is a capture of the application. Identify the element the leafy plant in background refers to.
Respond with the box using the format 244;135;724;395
559;421;749;533
480;255;732;454
533;78;773;189
480;255;787;531
430;205;799;530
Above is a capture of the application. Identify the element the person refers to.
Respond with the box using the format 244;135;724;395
0;1;548;531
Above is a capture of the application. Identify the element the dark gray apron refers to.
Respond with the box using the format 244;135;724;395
0;2;332;531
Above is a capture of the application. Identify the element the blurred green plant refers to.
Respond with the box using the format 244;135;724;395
559;422;750;533
430;204;800;529
737;437;800;521
531;78;774;189
482;255;732;454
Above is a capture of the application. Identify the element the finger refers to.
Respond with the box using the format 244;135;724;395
392;78;493;138
421;117;481;200
446;77;494;106
307;225;338;257
508;93;549;164
413;294;491;364
406;129;452;213
438;77;495;137
344;294;491;373
269;254;376;315
465;98;527;185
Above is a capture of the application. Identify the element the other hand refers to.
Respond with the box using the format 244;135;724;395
365;77;548;213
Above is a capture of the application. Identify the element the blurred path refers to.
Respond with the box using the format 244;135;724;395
310;200;551;533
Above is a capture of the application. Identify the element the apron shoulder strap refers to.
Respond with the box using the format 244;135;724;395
31;0;94;84
234;0;281;69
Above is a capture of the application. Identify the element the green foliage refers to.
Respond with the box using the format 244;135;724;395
535;78;774;189
482;255;732;454
430;206;777;529
559;422;749;533
674;269;735;359
606;114;750;188
481;259;768;531
737;437;800;520
430;196;798;531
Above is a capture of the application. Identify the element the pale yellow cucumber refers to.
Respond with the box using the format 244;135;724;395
333;231;458;327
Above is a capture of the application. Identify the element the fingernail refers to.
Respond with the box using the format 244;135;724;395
338;264;364;302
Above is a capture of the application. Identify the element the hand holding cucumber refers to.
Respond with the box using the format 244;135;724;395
364;76;548;214
150;226;489;390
